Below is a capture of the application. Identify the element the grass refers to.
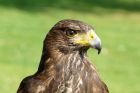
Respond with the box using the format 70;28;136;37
0;5;140;93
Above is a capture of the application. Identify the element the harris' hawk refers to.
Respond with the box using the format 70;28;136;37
17;19;109;93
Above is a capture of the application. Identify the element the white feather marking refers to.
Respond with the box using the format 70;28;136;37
76;60;81;69
66;87;72;93
36;85;45;93
75;76;83;93
85;72;88;78
80;63;85;71
65;75;74;93
90;64;96;71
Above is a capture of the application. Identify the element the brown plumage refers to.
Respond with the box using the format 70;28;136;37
17;19;109;93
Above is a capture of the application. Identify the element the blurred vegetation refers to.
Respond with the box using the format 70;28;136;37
0;0;140;93
0;0;140;12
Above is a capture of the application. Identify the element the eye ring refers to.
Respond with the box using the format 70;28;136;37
65;29;77;36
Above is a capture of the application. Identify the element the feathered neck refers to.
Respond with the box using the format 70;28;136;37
36;45;88;75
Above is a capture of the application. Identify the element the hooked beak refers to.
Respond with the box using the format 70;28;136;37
73;29;102;54
89;31;102;54
92;41;102;54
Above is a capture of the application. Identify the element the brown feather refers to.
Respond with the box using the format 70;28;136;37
17;19;109;93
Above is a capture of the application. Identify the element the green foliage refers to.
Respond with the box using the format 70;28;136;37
0;0;140;12
0;1;140;93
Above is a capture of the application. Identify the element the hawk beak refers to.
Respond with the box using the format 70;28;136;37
88;31;102;54
73;29;102;54
93;42;102;54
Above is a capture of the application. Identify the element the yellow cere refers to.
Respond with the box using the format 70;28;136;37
74;30;95;45
88;30;94;40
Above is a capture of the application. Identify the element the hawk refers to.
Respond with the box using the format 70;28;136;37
17;19;109;93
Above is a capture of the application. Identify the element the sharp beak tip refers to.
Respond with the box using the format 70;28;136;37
98;48;101;54
93;44;102;54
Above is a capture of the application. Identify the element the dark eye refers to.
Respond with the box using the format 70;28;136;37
65;29;77;36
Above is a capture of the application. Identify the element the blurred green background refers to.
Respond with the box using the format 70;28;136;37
0;0;140;93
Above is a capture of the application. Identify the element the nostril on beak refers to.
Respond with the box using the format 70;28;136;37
90;35;94;39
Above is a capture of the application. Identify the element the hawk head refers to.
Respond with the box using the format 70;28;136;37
44;19;102;55
17;20;108;93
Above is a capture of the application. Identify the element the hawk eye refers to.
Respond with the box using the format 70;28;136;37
65;29;77;36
